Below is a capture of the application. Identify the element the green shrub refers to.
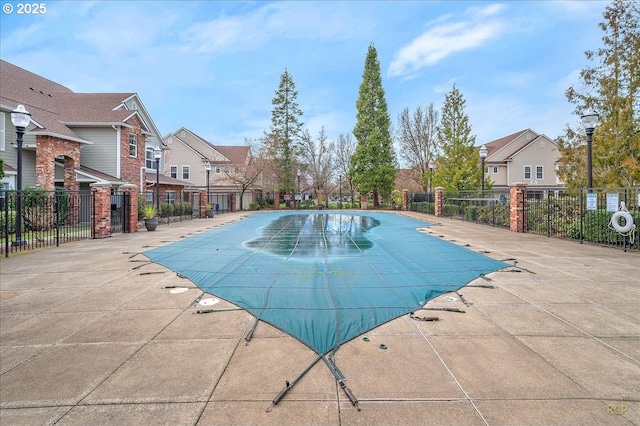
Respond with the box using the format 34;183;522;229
137;196;146;220
464;205;477;221
0;211;17;236
443;204;460;216
568;209;639;243
159;203;174;218
249;202;261;211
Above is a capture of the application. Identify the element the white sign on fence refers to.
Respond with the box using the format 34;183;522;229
586;193;597;211
606;193;619;212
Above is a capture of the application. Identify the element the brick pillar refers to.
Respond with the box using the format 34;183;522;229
230;193;236;212
402;189;409;211
120;184;138;233
91;183;111;239
360;193;367;210
434;187;444;217
510;183;527;232
200;190;207;218
274;192;280;210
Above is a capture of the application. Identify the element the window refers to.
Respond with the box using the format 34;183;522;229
170;165;177;179
524;166;531;180
182;165;190;180
215;166;221;174
493;166;498;174
145;147;155;169
146;191;154;204
224;166;230;173
540;141;545;148
0;112;5;151
131;101;138;110
129;133;137;157
165;190;176;204
536;165;544;180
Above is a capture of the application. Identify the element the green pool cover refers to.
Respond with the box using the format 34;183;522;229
145;211;507;355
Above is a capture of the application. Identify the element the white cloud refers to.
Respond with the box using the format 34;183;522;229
179;2;369;55
388;3;508;77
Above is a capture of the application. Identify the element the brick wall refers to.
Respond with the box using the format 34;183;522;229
35;135;81;190
91;183;111;238
120;115;146;183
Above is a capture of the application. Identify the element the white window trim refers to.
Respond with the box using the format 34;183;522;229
524;165;532;180
129;133;137;157
170;165;178;179
536;165;544;180
215;166;221;174
0;112;5;151
182;165;190;180
493;166;498;174
166;190;176;204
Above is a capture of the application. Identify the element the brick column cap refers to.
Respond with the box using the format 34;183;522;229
435;186;445;191
120;183;138;190
90;182;112;189
509;182;528;187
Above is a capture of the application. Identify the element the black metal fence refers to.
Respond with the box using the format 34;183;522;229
409;187;639;252
409;190;511;229
525;187;639;252
2;189;93;257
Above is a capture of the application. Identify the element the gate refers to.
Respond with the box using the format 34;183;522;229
110;190;130;234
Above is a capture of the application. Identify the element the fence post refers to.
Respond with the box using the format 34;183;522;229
360;193;368;210
402;189;408;211
90;183;112;238
435;187;444;217
199;190;207;218
120;184;138;233
509;183;527;232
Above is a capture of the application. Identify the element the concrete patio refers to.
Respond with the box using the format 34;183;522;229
1;211;638;425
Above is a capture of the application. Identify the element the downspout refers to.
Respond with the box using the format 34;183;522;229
113;125;121;179
140;166;146;192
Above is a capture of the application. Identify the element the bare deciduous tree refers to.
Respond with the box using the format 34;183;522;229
396;104;439;191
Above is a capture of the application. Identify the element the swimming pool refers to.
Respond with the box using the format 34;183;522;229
145;211;507;355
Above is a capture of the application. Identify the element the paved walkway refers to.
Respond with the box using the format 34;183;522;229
1;211;638;425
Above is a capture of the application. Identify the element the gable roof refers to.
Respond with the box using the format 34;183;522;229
0;60;151;142
165;127;250;165
214;145;250;165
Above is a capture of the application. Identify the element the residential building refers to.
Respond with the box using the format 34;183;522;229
482;129;563;189
163;128;261;211
0;60;188;200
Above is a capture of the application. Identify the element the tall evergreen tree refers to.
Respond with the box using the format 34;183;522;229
432;85;482;191
271;69;304;197
350;43;396;207
557;0;639;187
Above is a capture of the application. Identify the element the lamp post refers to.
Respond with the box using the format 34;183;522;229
479;144;488;193
581;110;599;192
154;146;162;215
204;159;211;209
428;159;435;196
296;169;301;209
339;174;342;210
10;104;31;247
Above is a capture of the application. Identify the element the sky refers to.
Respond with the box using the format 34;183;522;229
0;0;608;153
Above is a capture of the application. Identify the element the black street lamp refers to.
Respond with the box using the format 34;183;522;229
296;169;301;209
581;110;599;192
479;144;488;193
204;159;211;208
10;104;31;247
154;146;162;215
339;174;342;210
